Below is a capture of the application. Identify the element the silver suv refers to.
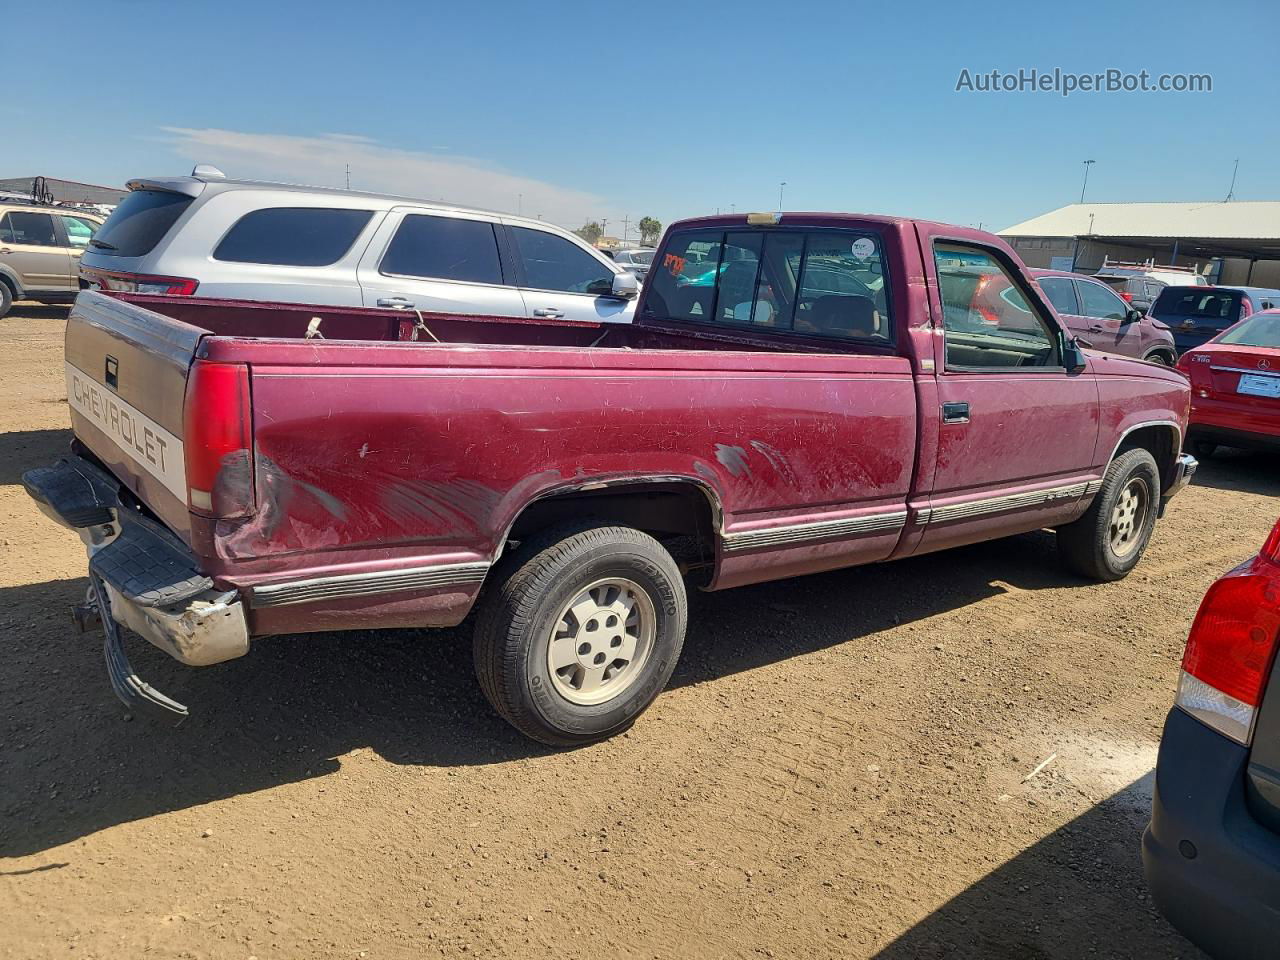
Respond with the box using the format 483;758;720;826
80;166;638;322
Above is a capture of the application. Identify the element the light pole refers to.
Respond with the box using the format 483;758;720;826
778;181;787;211
1079;160;1095;204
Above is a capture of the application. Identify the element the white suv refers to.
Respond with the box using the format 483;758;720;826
79;166;638;322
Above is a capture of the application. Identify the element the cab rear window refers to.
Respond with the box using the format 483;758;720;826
213;207;374;266
91;190;193;257
643;228;891;342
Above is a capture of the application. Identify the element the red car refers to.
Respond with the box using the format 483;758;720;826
1177;308;1280;458
24;212;1195;745
1144;516;1280;958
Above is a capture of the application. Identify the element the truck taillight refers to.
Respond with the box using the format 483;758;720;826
183;361;253;518
1176;518;1280;744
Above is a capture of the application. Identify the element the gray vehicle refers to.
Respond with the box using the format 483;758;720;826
79;166;638;323
610;248;653;282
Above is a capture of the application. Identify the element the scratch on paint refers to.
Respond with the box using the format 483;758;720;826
714;443;751;478
358;443;370;459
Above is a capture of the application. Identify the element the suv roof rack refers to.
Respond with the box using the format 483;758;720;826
1098;255;1205;276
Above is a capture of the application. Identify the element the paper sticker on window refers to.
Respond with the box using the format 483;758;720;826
851;238;876;260
664;253;687;277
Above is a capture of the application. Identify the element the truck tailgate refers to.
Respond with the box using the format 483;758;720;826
64;291;204;540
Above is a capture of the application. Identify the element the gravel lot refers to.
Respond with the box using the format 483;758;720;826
2;303;1276;959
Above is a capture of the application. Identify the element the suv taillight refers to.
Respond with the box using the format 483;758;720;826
183;361;253;518
1120;291;1134;302
1176;518;1280;744
82;268;199;296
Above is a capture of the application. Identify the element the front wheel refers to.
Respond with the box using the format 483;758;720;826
473;524;687;746
0;283;12;319
1057;448;1161;581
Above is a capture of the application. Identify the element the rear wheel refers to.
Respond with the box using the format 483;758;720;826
473;524;687;746
1143;349;1174;366
1057;448;1161;581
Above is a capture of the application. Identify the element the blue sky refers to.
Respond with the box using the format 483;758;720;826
11;0;1278;235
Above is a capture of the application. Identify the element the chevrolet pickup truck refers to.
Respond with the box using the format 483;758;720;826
24;212;1197;745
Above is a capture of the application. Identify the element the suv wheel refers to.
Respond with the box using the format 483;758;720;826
1057;448;1161;581
1143;349;1174;366
0;282;12;319
473;524;687;746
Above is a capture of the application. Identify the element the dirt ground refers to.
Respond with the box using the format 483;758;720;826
1;304;1277;960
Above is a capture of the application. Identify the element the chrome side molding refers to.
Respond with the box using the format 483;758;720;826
252;561;490;608
721;509;909;552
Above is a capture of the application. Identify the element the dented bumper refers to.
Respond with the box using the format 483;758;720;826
23;456;250;717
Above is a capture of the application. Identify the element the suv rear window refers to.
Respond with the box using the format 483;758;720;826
1151;287;1242;324
380;215;503;284
92;190;193;257
213;207;373;266
643;228;890;342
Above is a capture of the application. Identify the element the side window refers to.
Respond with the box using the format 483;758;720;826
59;216;98;249
510;226;612;294
642;228;891;341
1077;280;1129;320
934;242;1058;370
0;213;13;244
380;215;503;284
2;211;58;247
1037;276;1079;315
213;208;374;266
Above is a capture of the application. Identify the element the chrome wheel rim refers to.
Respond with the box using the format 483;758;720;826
546;577;656;706
1109;477;1149;558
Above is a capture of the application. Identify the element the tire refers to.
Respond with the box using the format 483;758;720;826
1190;439;1218;461
0;282;12;319
473;524;687;746
1143;350;1174;366
1057;448;1161;581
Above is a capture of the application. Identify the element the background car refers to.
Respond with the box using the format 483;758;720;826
1143;516;1280;960
1176;307;1280;459
1022;268;1176;363
1092;258;1207;313
80;166;638;323
0;202;103;317
1150;284;1280;353
611;248;653;282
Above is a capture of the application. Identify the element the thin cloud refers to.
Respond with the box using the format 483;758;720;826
160;127;615;227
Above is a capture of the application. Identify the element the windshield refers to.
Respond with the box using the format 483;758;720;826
629;250;654;265
1219;311;1280;349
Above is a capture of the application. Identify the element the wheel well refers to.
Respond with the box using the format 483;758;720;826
0;272;17;300
1116;425;1179;489
506;482;719;584
1144;347;1175;363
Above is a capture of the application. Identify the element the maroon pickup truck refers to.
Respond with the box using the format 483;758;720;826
24;212;1196;744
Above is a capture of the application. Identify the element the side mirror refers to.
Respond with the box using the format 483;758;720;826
609;272;639;300
1123;308;1143;324
1063;336;1090;372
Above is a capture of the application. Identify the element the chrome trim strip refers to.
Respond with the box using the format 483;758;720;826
1084;479;1104;496
252;561;490;608
929;481;1093;524
913;507;933;524
721;509;908;552
1210;365;1278;377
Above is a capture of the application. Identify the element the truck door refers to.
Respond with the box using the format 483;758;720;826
916;231;1100;554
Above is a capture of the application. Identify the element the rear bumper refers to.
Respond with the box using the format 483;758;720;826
23;457;249;715
1143;708;1280;959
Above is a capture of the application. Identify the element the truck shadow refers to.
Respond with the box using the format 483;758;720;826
872;771;1206;959
1;532;1076;858
1190;449;1280;498
0;429;71;485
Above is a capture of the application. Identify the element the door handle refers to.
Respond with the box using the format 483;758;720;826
376;296;415;309
1088;325;1105;333
942;401;970;424
532;308;565;318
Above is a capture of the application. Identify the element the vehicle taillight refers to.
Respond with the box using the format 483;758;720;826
82;268;199;296
183;361;253;518
1176;518;1280;744
1120;291;1134;302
